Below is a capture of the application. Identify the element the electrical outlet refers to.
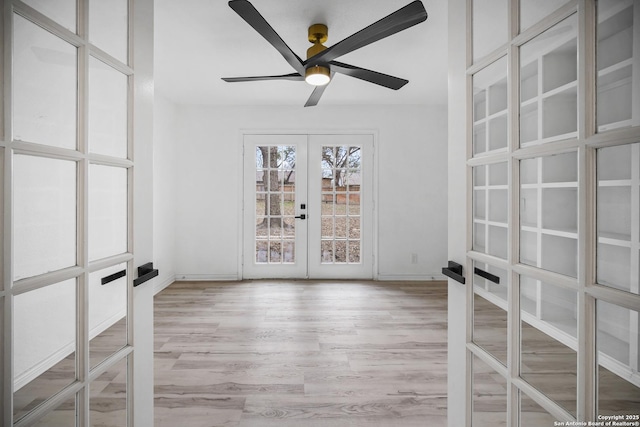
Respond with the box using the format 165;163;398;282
411;253;418;264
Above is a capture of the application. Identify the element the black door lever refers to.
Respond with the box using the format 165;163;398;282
295;214;306;220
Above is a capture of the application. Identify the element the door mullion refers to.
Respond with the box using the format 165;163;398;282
2;0;12;423
78;0;90;424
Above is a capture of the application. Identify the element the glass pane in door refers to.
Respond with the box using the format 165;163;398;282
14;155;77;281
255;146;296;264
473;262;508;365
89;164;127;261
596;300;640;415
520;14;578;146
89;263;127;368
320;146;362;264
520;0;570;32
472;0;508;61
90;357;128;426
520;276;577;416
596;0;638;132
597;143;637;295
89;0;128;63
473;57;508;156
473;354;508;426
520;391;556;425
520;153;578;277
14;279;76;421
22;0;77;32
32;394;76;427
473;163;508;259
13;13;77;149
89;57;128;158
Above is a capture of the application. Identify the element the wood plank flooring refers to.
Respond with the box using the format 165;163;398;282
153;280;448;427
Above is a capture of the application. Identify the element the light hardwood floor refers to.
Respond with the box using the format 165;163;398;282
153;280;449;427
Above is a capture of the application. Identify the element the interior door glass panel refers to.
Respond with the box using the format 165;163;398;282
89;263;128;369
472;354;508;426
473;263;508;365
89;0;128;63
520;153;578;277
90;357;128;426
473;57;508;156
597;143;638;295
14;155;76;281
596;0;638;132
596;300;640;415
32;395;76;427
520;276;577;415
472;0;508;61
13;14;77;149
473;163;508;259
520;391;556;425
13;279;76;421
23;0;76;32
89;165;128;261
520;0;570;32
89;57;128;158
520;14;577;147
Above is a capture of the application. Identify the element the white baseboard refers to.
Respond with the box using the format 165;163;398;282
14;342;75;391
154;274;176;295
174;273;446;282
377;273;447;281
174;273;240;281
15;310;126;391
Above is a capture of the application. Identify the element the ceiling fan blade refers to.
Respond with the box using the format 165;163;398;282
304;82;331;107
306;1;427;67
222;73;304;82
330;61;408;90
228;0;305;75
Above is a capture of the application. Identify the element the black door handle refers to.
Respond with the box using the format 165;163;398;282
474;267;500;284
442;261;465;284
295;214;306;220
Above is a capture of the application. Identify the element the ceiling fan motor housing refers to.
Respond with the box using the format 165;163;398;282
305;23;330;85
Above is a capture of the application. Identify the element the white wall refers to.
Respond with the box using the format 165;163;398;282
153;94;178;292
170;104;448;280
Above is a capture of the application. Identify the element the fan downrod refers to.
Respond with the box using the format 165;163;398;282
307;24;328;58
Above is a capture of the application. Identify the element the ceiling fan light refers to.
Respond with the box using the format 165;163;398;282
305;65;331;86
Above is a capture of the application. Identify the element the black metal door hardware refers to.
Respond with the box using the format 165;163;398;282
474;267;500;284
442;261;465;284
101;269;126;285
295;214;306;220
133;262;159;287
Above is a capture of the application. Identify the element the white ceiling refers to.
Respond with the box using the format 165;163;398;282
154;0;448;107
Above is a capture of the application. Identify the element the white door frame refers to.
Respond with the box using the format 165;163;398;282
240;130;378;280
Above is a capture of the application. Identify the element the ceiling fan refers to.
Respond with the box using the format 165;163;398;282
222;0;428;107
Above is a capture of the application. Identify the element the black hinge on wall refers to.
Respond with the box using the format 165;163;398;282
133;262;159;287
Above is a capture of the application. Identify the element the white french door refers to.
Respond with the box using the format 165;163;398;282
243;134;309;278
243;133;374;279
1;1;154;426
449;0;640;425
